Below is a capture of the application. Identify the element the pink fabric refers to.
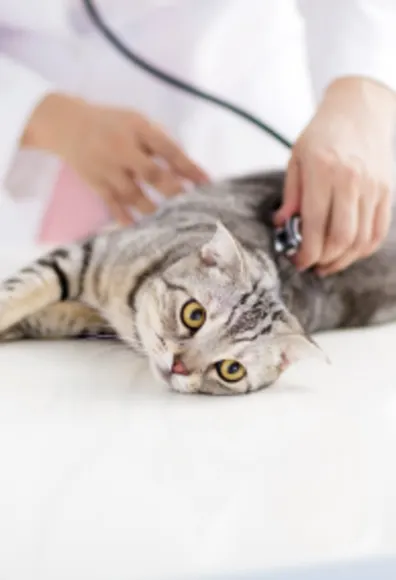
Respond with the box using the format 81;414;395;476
38;164;110;244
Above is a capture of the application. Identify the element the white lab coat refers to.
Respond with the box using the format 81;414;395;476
1;0;396;244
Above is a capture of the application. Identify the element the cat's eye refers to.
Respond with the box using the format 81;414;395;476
180;299;206;331
215;359;246;383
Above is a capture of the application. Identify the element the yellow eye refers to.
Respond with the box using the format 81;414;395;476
215;359;246;383
180;299;206;331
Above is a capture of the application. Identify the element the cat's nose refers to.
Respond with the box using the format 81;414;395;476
171;357;190;376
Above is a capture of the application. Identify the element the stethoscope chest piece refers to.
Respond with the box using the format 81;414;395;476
273;215;302;257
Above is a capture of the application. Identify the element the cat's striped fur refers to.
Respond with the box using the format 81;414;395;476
1;171;396;394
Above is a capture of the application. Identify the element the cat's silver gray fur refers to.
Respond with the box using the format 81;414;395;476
1;170;395;395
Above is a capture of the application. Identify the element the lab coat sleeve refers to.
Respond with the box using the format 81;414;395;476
0;53;53;188
297;0;396;100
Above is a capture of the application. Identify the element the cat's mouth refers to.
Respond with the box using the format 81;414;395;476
152;352;190;380
151;359;196;394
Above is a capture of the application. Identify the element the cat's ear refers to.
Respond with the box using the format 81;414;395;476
276;334;330;372
200;221;247;274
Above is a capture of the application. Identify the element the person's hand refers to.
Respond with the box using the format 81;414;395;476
274;78;396;276
23;93;209;224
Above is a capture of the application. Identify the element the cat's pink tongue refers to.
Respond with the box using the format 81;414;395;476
171;358;189;376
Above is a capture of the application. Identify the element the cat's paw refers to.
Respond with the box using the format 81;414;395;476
0;326;25;342
0;291;19;334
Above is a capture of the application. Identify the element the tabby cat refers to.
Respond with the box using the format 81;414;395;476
1;171;395;395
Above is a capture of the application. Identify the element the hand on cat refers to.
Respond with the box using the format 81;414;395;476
23;93;209;225
274;77;396;276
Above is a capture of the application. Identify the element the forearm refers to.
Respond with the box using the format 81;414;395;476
321;77;396;135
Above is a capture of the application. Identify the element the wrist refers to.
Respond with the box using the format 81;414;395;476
22;92;88;157
322;77;396;124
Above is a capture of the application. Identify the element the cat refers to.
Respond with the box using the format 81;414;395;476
1;170;395;395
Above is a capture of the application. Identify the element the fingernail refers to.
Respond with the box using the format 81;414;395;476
273;212;285;226
198;173;210;184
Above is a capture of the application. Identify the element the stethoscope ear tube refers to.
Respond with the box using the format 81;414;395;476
81;0;293;151
82;0;298;255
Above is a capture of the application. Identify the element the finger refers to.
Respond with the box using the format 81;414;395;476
319;170;361;266
317;191;374;276
141;127;209;184
130;152;184;197
82;170;134;226
100;188;134;226
109;169;156;214
108;199;134;226
365;187;392;256
127;180;157;215
294;156;332;271
273;155;301;226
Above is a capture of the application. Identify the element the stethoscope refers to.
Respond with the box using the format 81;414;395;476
82;0;302;257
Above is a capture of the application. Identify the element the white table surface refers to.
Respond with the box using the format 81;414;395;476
1;247;396;580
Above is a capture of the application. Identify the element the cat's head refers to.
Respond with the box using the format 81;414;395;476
136;222;324;395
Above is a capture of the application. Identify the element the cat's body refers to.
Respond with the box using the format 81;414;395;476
1;171;396;394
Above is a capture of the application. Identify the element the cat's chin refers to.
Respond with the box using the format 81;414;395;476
168;375;196;394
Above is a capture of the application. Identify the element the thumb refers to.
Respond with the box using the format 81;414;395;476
273;155;302;226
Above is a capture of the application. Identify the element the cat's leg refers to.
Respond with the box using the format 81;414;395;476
0;242;96;336
0;301;114;341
